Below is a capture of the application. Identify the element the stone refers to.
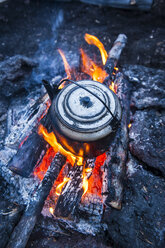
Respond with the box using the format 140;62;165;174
0;96;9;148
123;65;165;110
129;109;165;176
104;155;165;248
0;55;37;97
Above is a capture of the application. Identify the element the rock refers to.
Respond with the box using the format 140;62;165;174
0;96;9;148
129;109;165;176
104;155;165;248
0;55;37;97
123;65;165;110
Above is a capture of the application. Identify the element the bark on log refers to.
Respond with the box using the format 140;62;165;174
105;34;127;76
55;158;95;218
6;152;66;248
103;72;131;209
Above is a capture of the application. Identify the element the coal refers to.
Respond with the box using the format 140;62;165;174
123;65;165;110
129;109;165;177
104;154;165;248
0;55;37;97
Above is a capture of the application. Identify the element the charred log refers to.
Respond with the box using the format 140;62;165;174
0;199;23;248
55;158;95;218
6;152;66;248
7;114;52;177
104;72;131;209
105;34;127;76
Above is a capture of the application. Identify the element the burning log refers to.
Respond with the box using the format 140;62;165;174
104;72;131;209
6;153;66;248
105;34;127;76
55;158;95;218
7;114;51;177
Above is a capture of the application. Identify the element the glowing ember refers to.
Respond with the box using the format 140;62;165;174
34;147;55;180
56;177;70;196
38;124;83;166
84;33;108;65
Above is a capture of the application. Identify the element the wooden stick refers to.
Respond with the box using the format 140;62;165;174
105;34;127;76
6;152;66;248
103;72;131;209
55;158;95;218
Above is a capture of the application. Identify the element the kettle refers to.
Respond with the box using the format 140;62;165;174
43;79;121;158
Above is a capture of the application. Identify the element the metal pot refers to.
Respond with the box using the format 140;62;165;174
46;79;121;158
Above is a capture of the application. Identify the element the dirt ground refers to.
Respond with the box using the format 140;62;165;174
0;0;164;70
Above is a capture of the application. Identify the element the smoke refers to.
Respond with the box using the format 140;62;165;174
26;9;64;89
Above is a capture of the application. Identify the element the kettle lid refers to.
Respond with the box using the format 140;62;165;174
51;80;121;142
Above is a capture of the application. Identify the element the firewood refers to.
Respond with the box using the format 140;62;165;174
55;158;95;218
105;34;127;76
6;152;66;248
7;114;51;177
103;72;131;209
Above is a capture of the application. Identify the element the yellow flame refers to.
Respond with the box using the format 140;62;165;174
84;33;108;65
109;81;117;94
56;177;71;196
128;123;132;128
82;176;88;196
49;207;54;215
85;168;92;173
38;124;83;165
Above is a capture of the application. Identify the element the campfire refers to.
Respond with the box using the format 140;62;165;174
34;33;122;213
6;33;129;248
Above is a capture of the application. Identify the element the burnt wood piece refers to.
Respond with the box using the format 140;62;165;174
104;72;131;209
101;151;111;204
105;34;127;76
6;153;66;248
0;199;23;248
7;114;51;177
55;158;96;218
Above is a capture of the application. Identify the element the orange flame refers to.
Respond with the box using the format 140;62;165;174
80;48;108;83
84;33;108;65
58;49;71;89
38;124;83;165
56;177;71;196
58;49;71;79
